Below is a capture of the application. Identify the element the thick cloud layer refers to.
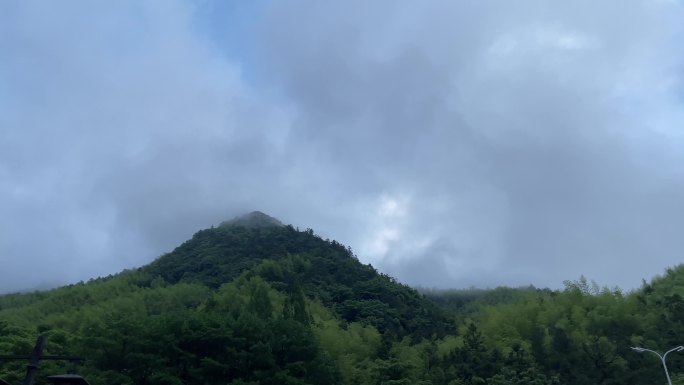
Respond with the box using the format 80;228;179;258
254;0;684;289
1;0;684;292
0;0;290;290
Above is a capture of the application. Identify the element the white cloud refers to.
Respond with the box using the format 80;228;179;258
361;193;410;261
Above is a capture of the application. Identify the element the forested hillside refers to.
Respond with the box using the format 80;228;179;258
1;212;684;384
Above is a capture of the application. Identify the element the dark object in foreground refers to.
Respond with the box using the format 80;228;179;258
0;336;87;385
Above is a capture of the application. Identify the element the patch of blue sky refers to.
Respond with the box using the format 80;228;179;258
188;0;270;88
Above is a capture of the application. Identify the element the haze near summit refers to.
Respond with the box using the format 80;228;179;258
1;0;684;292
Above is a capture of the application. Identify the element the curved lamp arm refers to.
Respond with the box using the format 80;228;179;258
631;346;684;385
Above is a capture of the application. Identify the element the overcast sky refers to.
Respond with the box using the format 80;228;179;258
2;0;684;292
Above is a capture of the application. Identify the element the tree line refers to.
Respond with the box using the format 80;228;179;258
0;224;683;384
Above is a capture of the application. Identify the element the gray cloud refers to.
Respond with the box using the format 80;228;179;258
0;0;291;291
1;0;683;292
254;0;684;289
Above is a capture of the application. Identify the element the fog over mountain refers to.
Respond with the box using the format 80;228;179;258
1;0;684;292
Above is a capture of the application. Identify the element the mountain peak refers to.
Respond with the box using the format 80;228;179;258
220;211;284;229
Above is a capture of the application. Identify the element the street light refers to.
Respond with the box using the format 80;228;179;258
631;345;684;385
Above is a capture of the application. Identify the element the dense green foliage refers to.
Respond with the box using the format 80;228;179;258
1;217;684;384
142;223;451;339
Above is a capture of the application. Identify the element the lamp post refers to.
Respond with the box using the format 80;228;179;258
0;336;86;385
631;345;684;385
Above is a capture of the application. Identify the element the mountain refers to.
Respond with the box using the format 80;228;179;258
0;213;452;384
2;212;684;385
142;217;452;338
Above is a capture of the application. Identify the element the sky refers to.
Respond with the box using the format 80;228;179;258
2;0;684;292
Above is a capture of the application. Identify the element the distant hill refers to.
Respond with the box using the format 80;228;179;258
220;211;284;228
